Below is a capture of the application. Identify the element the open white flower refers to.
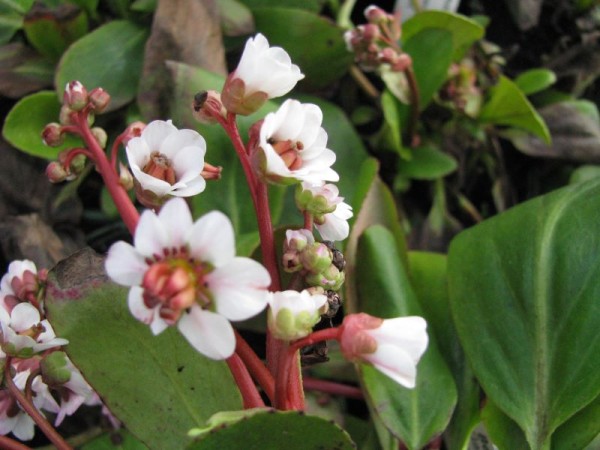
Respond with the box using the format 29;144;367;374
105;198;271;360
0;260;39;311
299;182;353;241
339;313;428;388
126;120;207;207
222;33;304;115
256;99;339;185
0;303;68;357
267;290;327;341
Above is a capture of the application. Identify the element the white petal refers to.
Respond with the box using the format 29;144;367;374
134;209;169;258
127;287;153;323
364;343;419;388
105;241;147;286
10;303;40;331
177;307;235;360
371;316;429;362
170;176;206;197
186;211;235;266
170;145;205;182
157;198;193;248
130;166;174;196
126;138;151;169
11;413;35;441
141;120;177;150
159;128;206;160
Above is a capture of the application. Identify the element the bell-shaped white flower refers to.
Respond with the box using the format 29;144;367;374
222;33;304;115
255;99;339;185
267;290;327;341
0;303;68;357
105;198;271;360
126;120;207;208
298;182;353;241
339;313;428;388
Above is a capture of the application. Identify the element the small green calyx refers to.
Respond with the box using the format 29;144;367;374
269;307;321;341
295;185;337;216
41;351;72;386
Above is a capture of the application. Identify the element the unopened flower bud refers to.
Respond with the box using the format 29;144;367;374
119;162;134;190
305;263;345;291
70;154;87;176
41;351;72;386
267;290;327;341
121;121;146;146
282;229;314;273
89;87;111;113
391;53;412;72
59;104;75;125
46;161;68;183
91;127;108;148
300;242;332;274
192;90;226;124
361;23;380;41
63;81;88;111
42;123;64;147
365;5;389;23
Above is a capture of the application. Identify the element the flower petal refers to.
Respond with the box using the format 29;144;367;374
177;307;235;360
10;303;40;331
157;198;193;248
159;128;206;160
105;242;147;286
186;211;235;266
170;176;206;197
170;145;206;182
134;209;169;258
364;343;419;388
140;120;177;151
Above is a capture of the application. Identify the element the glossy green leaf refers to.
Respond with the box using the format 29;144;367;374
381;89;407;158
481;400;530;450
45;249;242;450
403;10;484;60
355;226;457;450
56;20;148;111
187;410;355;449
397;145;457;180
408;252;480;450
403;28;454;110
82;429;149;450
514;69;557;95
217;0;254;36
479;75;551;144
252;7;352;90
2;91;82;159
551;393;600;450
448;178;600;449
23;4;88;61
0;0;32;44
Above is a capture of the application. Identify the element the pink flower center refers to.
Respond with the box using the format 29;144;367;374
143;152;176;184
269;139;304;170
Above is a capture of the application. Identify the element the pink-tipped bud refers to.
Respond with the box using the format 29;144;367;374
365;5;389;23
42;123;64;147
46;161;69;183
63;81;88;111
91;127;108;148
192;90;226;124
361;23;380;42
89;87;111;113
119;162;134;190
59;104;75;125
391;53;412;72
300;242;333;274
121;121;146;146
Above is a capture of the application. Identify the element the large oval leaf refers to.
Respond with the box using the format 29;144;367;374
448;178;600;448
355;226;457;450
45;248;242;450
2;91;82;159
56;20;148;111
187;410;355;449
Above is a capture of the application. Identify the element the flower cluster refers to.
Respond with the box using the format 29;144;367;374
0;261;99;440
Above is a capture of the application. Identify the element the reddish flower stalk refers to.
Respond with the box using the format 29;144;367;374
0;435;32;450
226;353;265;409
234;332;274;403
71;112;139;234
302;377;364;400
4;357;73;450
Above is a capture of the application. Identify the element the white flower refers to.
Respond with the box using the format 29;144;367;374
256;99;339;185
0;303;68;357
339;313;428;388
54;359;95;426
267;290;327;341
126;120;207;205
300;183;353;241
105;198;271;360
233;33;304;99
0;260;39;311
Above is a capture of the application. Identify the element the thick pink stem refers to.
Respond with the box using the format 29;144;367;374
235;332;274;403
226;353;265;408
0;436;32;450
303;377;364;399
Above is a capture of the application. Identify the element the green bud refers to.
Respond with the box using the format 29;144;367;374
41;351;72;386
300;243;332;273
305;264;345;291
268;306;321;341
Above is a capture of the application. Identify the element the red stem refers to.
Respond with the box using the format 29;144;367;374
303;377;364;400
73;112;139;234
62;147;94;169
234;332;274;403
4;358;73;450
0;436;32;450
226;353;265;409
110;133;126;171
224;113;258;203
303;212;313;231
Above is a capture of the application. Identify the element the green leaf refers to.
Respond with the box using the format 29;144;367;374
448;178;600;448
187;410;355;449
56;20;148;111
252;7;352;90
355;226;457;450
551;393;600;450
2;90;82;159
45;248;242;450
481;400;530;450
397;145;457;180
514;69;557;95
0;0;34;44
23;3;88;61
479;75;551;144
82;429;149;449
408;252;480;450
403;28;454;110
217;0;254;36
380;89;408;158
240;0;321;13
402;10;484;60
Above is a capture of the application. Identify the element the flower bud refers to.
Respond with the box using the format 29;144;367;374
42;123;65;147
89;87;111;113
282;229;314;273
63;81;88;111
365;5;389;23
119;162;134;190
69;154;87;177
41;351;72;386
300;242;332;274
46;161;68;183
305;263;345;291
91;127;108;149
59;104;75;125
192;90;226;124
121;121;146;146
267;290;327;341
